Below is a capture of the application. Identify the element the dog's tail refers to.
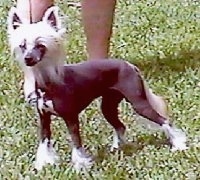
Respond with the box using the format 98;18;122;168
116;61;168;121
143;82;168;119
132;79;169;130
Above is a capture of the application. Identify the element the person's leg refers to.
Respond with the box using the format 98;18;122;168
16;0;116;59
16;0;53;22
81;0;116;60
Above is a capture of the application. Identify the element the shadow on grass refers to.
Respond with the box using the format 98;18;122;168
95;134;168;163
132;49;200;75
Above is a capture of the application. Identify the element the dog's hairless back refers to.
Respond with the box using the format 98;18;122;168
39;59;136;115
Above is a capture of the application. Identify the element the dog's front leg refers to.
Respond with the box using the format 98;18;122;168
23;70;38;105
64;115;93;170
34;110;59;171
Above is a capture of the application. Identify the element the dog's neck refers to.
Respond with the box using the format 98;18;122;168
35;66;63;86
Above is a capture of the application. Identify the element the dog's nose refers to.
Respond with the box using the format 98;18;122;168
25;54;36;66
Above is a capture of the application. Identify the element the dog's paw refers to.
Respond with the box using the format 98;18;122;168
162;124;188;152
34;139;59;171
71;148;93;171
73;157;93;171
169;128;188;152
170;136;188;152
110;130;126;152
26;91;38;106
110;144;119;152
35;153;59;171
171;143;188;152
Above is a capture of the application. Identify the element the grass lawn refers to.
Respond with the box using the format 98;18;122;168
0;0;200;179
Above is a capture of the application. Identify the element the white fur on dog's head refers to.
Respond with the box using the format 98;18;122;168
8;6;65;59
8;6;64;34
8;6;66;85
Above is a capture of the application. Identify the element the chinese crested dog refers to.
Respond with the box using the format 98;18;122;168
7;6;187;170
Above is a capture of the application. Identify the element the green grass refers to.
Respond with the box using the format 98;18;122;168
0;0;200;179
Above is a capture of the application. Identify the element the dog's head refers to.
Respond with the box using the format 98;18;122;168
8;6;66;68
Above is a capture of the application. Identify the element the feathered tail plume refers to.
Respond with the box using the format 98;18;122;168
133;80;168;130
144;83;168;119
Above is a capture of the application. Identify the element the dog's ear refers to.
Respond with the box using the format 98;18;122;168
42;6;62;30
8;7;22;32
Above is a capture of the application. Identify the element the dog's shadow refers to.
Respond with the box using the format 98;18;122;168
94;134;169;163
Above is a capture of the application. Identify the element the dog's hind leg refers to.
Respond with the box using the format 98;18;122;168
34;109;59;170
101;89;126;151
114;62;187;151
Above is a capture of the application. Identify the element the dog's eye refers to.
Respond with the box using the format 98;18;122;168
35;44;46;53
19;41;26;52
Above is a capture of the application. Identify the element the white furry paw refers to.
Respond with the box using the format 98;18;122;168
34;139;59;171
170;136;188;152
110;130;126;152
110;143;119;152
162;124;188;151
26;91;38;106
110;136;120;152
71;148;93;171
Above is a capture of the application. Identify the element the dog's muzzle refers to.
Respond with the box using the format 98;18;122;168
24;45;46;66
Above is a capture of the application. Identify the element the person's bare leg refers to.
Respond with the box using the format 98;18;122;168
81;0;116;60
16;0;54;23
